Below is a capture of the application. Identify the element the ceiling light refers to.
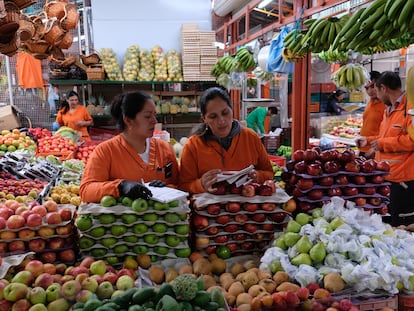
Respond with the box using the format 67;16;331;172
258;0;272;9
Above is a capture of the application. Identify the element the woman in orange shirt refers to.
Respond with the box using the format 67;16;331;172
56;90;93;142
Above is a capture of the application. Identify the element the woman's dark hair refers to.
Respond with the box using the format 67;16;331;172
375;71;401;90
111;91;153;131
328;89;346;101
193;87;233;135
60;90;80;114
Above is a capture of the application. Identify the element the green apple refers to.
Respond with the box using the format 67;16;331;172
153;201;169;211
90;248;108;257
113;244;129;254
61;279;81;301
121;197;133;207
28;286;46;304
121;214;138;224
123;235;139;243
105;256;119;265
152;223;168;233
96;281;114;300
45;283;61;302
174;224;190;235
168;200;179;207
142;213;158;222
79;236;95;249
178;213;187;221
100;195;117;207
28;303;48;311
163;213;180;224
132;245;148;254
132;223;148;234
165;235;181;247
154;246;169;255
90;260;107;275
47;298;70;311
110;225;128;236
115;275;135;290
143;234;159;245
3;283;28;302
131;198;148;213
81;277;99;293
175;247;191;258
89;227;106;238
76;215;93;231
98;214;116;225
100;237;118;248
11;270;34;286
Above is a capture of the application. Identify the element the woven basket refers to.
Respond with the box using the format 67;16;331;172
80;51;100;66
0;1;20;36
60;3;79;31
86;64;105;80
14;0;36;10
43;18;65;46
57;30;72;49
0;35;19;57
25;39;51;54
44;0;66;20
49;69;69;80
17;14;35;42
31;13;47;41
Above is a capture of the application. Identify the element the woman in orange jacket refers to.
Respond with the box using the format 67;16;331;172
80;91;179;203
358;71;386;158
56;91;93;142
178;87;273;194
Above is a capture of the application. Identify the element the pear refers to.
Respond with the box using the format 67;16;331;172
286;220;301;233
295;213;312;226
311;208;323;219
269;260;283;273
309;241;326;263
274;235;287;250
330;216;344;230
283;232;301;247
291;253;312;266
295;235;313;253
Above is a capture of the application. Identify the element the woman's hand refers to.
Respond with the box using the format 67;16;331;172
248;169;258;182
201;169;221;192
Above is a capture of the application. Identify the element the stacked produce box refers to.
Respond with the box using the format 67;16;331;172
76;186;191;266
283;148;391;214
191;179;291;258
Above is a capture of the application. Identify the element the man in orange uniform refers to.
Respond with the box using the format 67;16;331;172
356;72;414;226
358;71;386;158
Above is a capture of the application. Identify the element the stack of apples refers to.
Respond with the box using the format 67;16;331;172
0;199;77;264
75;195;191;265
208;179;277;197
36;136;77;155
282;147;391;214
0;257;137;311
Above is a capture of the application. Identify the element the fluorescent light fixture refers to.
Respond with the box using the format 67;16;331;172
258;0;272;9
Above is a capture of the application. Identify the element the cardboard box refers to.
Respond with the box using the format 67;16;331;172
0;106;19;130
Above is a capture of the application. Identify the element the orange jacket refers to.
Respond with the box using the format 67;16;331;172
80;135;179;202
359;98;386;152
56;105;93;141
178;127;273;194
367;94;414;182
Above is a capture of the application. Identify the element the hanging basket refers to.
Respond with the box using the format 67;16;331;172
17;14;35;42
80;51;101;66
57;30;72;49
0;35;19;57
43;18;65;46
25;39;51;55
0;1;20;37
44;0;66;20
31;13;47;41
60;3;79;31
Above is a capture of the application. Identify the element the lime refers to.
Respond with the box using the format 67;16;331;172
76;215;93;231
216;245;231;259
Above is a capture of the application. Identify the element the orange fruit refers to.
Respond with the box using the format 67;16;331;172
282;199;297;213
136;254;151;269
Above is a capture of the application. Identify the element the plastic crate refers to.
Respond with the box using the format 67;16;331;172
36;150;75;161
352;295;398;311
268;154;286;167
399;294;414;311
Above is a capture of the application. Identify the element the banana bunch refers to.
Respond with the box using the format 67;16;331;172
210;55;235;77
317;50;349;64
362;33;414;54
281;47;304;63
385;0;414;33
253;66;274;82
331;63;369;91
233;47;256;72
215;73;230;87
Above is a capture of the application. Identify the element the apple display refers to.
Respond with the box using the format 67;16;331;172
294;161;308;174
241;184;255;197
306;163;323;176
297;178;314;190
343;187;359;196
352;175;366;185
206;204;221;215
225;202;241;213
244;203;259;212
360;186;376;195
370;175;385;184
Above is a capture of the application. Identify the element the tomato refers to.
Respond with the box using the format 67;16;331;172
216;245;231;259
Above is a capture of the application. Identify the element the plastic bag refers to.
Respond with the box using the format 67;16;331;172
267;25;294;74
294;265;320;287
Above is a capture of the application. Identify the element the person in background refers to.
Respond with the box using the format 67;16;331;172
178;87;273;195
55;90;93;142
80;91;179;203
355;71;414;227
246;106;278;135
358;71;386;158
326;89;346;115
48;84;59;114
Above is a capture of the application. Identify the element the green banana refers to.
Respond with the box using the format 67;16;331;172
387;0;406;20
373;14;389;30
398;0;414;27
359;0;386;21
359;4;385;30
327;21;336;48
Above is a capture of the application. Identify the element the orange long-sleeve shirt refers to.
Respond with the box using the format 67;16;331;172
80;135;179;202
56;105;93;141
359;98;386;152
367;94;414;183
178;127;274;194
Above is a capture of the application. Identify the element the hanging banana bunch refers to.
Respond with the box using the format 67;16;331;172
331;63;368;91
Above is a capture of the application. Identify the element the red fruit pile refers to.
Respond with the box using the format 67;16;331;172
210;179;277;197
282;147;390;214
75;142;99;163
37;135;77;154
0;178;47;197
28;127;52;139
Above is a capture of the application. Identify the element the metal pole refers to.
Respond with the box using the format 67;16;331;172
5;56;14;106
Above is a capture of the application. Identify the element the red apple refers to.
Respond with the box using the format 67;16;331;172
234;214;248;224
294;161;308;174
46;212;62;225
307;163;323;176
262;203;277;211
0;207;14;220
28;238;46;252
378;185;391;197
227;243;238;252
376;160;390;172
103;272;119;285
59;249;76;263
360;186;376;195
43;200;58;212
228;183;242;194
48;237;65;249
354;197;367;206
224;224;239;233
327;187;342;197
252;213;266;222
335;175;348;185
26;213;43;227
225;202;241;213
204;245;217;255
56;223;73;235
25;260;44;277
338;149;355;163
303;149;318;163
369;197;382;206
18;229;36;240
8;240;26;253
0;217;6;230
241;184;256;197
319;150;334;162
344;160;361;173
232;233;247;241
31;205;47;217
193;215;209;230
263;180;276;193
262;223;275;231
370;175;385;184
297;178;314;190
243;223;258;233
216;215;231;225
352;175;366;185
318;176;334;186
343;187;359;196
307;189;324;201
292;187;305;197
241;241;255;250
59;208;73;221
258;185;273;196
206;204;221;215
361;159;377;173
270;212;287;222
6;215;25;229
210;181;228;195
292;149;305;162
214;235;229;243
323;160;340;174
244;203;259;212
205;226;219;235
37;227;55;237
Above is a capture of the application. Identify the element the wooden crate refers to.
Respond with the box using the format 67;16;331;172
86;64;105;80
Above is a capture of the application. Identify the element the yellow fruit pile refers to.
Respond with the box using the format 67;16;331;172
46;184;81;206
